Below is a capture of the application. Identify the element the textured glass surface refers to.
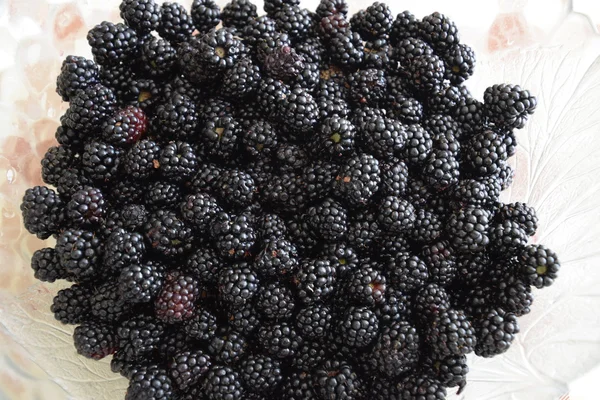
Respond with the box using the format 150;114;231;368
1;1;599;399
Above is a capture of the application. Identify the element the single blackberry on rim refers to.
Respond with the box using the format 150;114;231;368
255;238;299;278
316;0;348;18
465;129;508;176
191;0;221;33
222;58;262;99
208;328;248;365
180;192;221;233
313;360;362;400
87;21;138;66
216;169;256;210
51;284;92;324
378;195;416;233
117;315;164;359
474;307;519;357
518;244;560;289
73;321;117;360
218;264;259;307
144;209;193;257
103;228;146;276
497;202;538;236
272;5;314;41
386;252;429;293
201;115;242;162
169;349;212;391
203;365;244;400
90;280;129;323
279;87;318;133
347;68;387;107
419;11;460;51
66;187;106;226
62;84;117;133
257;322;302;359
354;2;393;40
20;186;64;239
242;15;277;46
306;197;348;242
296;304;333;339
400;374;447;400
55;229;103;282
222;0;258;30
454;177;501;207
125;365;173;400
403;123;433;164
158;2;194;44
240;355;283;394
139;37;176;77
427;309;476;356
31;247;68;283
119;261;165;304
496;276;533;317
256;281;295;321
294;258;336;304
56;55;99;101
151;94;198;141
243;120;278;157
146;181;182;210
183;308;218;341
408;53;446;93
484;83;537;129
155;270;200;323
488;220;528;255
158;141;198;182
82;141;122;182
390;10;418;45
368;319;420;377
102;106;148;146
411;208;443;243
333;153;381;207
447;207;491;253
414;283;451;322
328;30;364;67
443;43;476;84
211;213;256;260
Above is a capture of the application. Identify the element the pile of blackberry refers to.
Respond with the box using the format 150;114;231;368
22;0;560;399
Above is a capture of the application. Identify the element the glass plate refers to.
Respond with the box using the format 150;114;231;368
1;1;599;399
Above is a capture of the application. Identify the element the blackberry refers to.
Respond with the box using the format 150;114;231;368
313;360;362;400
484;84;537;129
203;365;244;400
403;123;433;164
191;0;221;33
295;304;332;339
222;58;262;99
426;84;463;115
158;2;194;44
393;37;434;67
263;44;305;81
447;207;491;253
155;270;200;323
502;129;518;157
256;213;287;242
388;94;424;123
427;309;476;356
211;213;256;260
423;148;460;190
257;322;302;359
368;320;420;377
282;371;316;400
443;43;475;84
55;124;85;148
345;264;387;306
126;366;173;400
374;288;410;325
496;276;533;317
465;129;508;175
279;87;318;133
273;5;314;41
425;354;469;391
121;0;161;34
256;282;295;321
360;115;405;161
390;10;418;44
117;315;164;359
20;186;63;239
255;237;299;278
55;169;88;205
56;55;99;101
378;196;416;233
147;181;183;210
386;252;429;293
99;63;134;99
419;12;460;51
180;192;221;232
51;284;92;324
454;96;485;134
242;15;277;46
201;115;242;161
414;283;451;321
275;143;308;171
489;220;528;255
306;197;348;242
31;247;68;283
474;307;519;357
240;355;283;394
208;329;247;364
377;233;411;260
218;264;260;307
119;261;165;303
454;252;490;287
294;258;336;304
185;247;220;285
316;0;348;18
184;308;218;341
295;36;325;64
158;141;198;182
408;53;446;93
291;340;328;372
87;21;138;66
518;244;560;289
109;179;145;205
227;303;261;336
144;210;193;257
103;228;146;275
454;177;501;207
102;106;148;146
243;120;278;157
73;321;117;360
338;306;379;348
62;84;117;133
222;0;258;29
105;203;148;235
328;31;364;67
126;78;161;110
169;350;212;391
411;208;443;243
497;202;538;236
216;169;256;210
422;240;457;287
363;39;392;70
261;174;308;214
139;37;176;77
256;77;291;117
333;153;381;207
90;280;129;323
400;374;447;400
321;243;359;278
152;94;198;141
82;141;122;182
158;328;193;361
300;161;335;202
55;229;103;282
495;160;514;190
355;2;393;40
66;187;106;226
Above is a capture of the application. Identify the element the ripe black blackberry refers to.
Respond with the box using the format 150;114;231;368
484;84;537;129
354;2;393;40
169;349;212;391
126;365;173;400
427;309;476;356
378;195;416;233
138;37;176;77
74;321;117;360
151;94;198;141
496;276;533;317
226;303;261;336
144;209;193;257
374;287;410;325
377;233;411;260
411;208;443;243
518;244;560;289
333;153;381;207
183;308;218;341
321;242;359;278
316;0;348;18
82;141;122;182
243;120;278;158
255;237;299;277
240;355;283;394
295;304;332;339
261;174;308;214
216;169;256;210
423;148;460;190
119;261;164;304
201;115;242;161
282;371;316;399
102;106;148;146
117;315;164;359
414;283;451;322
55;229;102;282
120;0;161;34
363;39;392;70
87;21;138;66
454;177;501;207
272;5;314;41
454;96;485;134
62;84;117;133
294;258;336;304
368;320;420;378
425;354;469;392
447;207;491;253
242;15;277;46
257;322;302;359
390;10;418;45
146;181;183;210
339;306;379;348
191;0;221;33
328;30;364;67
443;43;476;84
313;360;362;400
345;264;387;306
386;252;429;293
184;247;220;285
66;187;106;226
51;284;92;324
55;124;85;148
408;53;446;93
426;85;463;116
388;93;424;123
90;280;129;323
31;247;68;283
56;169;90;200
419;12;460;51
275;143;308;172
158;2;194;44
279;87;318;133
256;77;291;117
263;44;305;81
256;282;296;321
208;328;247;364
56;55;99;101
421;240;457;287
360;116;406;162
109;178;145;205
222;0;258;30
180;192;221;233
222;58;262;99
347;68;388;108
218;264;259;307
264;0;300;15
453;252;490;287
393;37;434;68
403;123;433;164
203;365;244;400
104;228;146;276
400;374;447;400
20;186;64;239
488;220;528;255
155;270;200;323
465;129;508;176
158;328;193;361
158;141;198;182
99;63;135;100
473;307;519;357
211;213;256;260
497;202;538;236
306;197;348;242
